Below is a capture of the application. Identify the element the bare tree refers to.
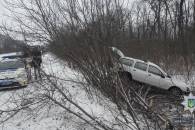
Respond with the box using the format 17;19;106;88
1;0;195;129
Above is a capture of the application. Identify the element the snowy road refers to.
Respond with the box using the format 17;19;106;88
0;92;4;96
0;53;120;130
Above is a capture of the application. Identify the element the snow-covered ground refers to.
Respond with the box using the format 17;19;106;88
1;53;194;130
0;53;129;130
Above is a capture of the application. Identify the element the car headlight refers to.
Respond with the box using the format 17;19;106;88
18;80;28;86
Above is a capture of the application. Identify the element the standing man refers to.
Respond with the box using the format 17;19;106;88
31;46;42;80
22;45;32;81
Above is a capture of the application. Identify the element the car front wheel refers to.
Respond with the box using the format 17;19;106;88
170;87;182;96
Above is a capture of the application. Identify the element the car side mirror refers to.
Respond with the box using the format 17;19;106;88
161;74;165;78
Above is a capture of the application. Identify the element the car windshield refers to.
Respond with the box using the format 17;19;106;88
0;60;24;70
159;67;167;76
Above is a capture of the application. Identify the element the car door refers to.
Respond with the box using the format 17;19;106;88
159;76;173;90
145;65;163;88
132;61;148;83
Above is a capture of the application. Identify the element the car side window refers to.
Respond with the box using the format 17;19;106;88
134;62;147;71
148;65;162;76
120;58;134;66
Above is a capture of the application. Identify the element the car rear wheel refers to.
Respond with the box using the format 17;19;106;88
170;87;182;96
118;72;132;81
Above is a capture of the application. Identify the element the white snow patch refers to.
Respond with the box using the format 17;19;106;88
0;53;125;130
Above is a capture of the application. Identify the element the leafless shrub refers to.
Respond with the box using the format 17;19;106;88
1;0;195;129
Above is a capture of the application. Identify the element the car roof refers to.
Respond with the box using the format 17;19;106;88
0;52;23;59
0;52;23;61
148;61;158;67
121;56;145;63
121;57;160;67
0;58;19;62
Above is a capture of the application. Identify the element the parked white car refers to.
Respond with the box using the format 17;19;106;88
120;57;191;95
0;58;28;89
111;47;190;95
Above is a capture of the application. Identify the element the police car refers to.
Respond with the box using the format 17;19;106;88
0;52;28;89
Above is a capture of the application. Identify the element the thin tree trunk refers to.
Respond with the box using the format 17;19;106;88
164;4;168;40
194;0;195;31
178;0;184;39
157;0;161;40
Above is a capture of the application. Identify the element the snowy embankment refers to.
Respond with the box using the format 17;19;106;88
0;53;130;130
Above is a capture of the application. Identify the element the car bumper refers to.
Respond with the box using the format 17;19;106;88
0;79;28;88
184;91;190;95
18;80;28;87
183;87;190;95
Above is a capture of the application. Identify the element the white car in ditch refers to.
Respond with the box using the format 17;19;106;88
0;58;28;89
119;57;190;95
111;47;191;95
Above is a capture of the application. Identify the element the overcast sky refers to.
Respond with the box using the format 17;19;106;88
0;0;136;23
0;0;136;40
0;1;6;21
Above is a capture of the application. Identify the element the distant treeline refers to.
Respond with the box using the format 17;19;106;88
47;0;195;62
3;0;195;70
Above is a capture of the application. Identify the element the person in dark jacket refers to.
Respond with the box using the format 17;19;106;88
31;46;42;79
22;45;32;81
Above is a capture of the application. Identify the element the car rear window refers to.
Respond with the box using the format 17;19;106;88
134;62;147;71
120;58;134;66
0;60;24;70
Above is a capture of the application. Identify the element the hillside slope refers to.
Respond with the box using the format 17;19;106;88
0;53;131;130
